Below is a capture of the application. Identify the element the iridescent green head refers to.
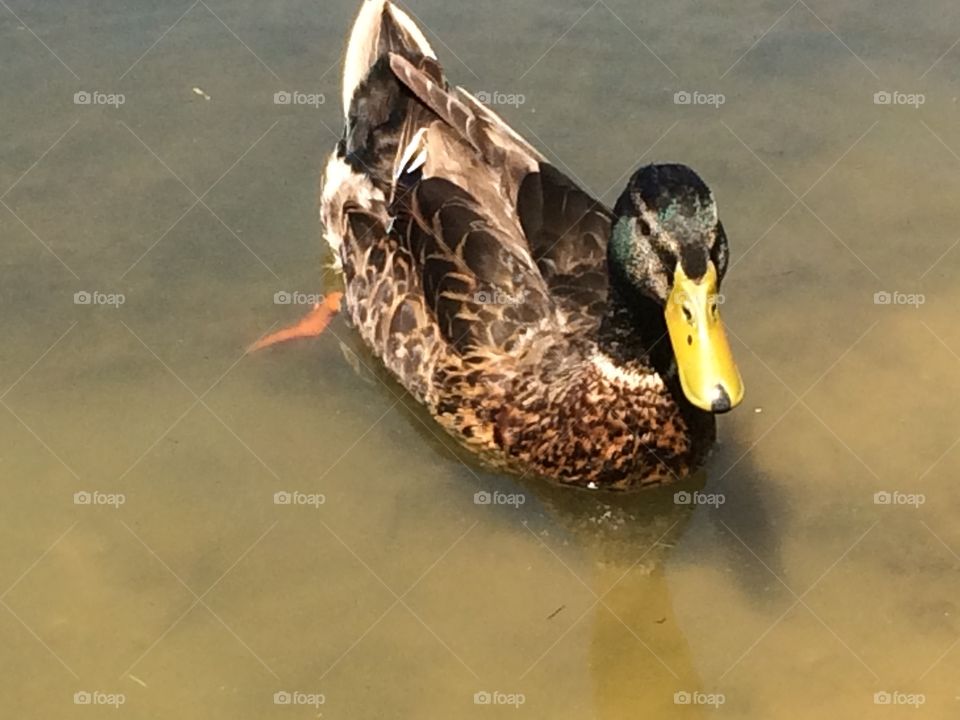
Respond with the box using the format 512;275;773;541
609;163;743;413
609;163;728;301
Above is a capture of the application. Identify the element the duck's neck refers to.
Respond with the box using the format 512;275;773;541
597;280;675;377
596;278;715;437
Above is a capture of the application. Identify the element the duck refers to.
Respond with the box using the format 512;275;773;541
257;0;744;491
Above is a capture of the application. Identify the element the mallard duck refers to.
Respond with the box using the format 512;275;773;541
271;0;744;490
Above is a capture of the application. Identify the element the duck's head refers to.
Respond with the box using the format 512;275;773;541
609;163;744;413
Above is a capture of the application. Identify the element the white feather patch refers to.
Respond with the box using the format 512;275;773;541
320;153;385;270
394;127;428;180
342;0;386;115
590;351;665;391
387;3;436;59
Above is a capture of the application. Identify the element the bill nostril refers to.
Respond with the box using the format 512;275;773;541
711;385;732;413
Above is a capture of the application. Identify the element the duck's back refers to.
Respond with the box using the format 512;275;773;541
321;2;614;397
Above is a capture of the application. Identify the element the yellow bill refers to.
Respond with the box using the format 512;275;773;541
664;261;744;413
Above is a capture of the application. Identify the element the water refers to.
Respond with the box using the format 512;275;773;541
3;0;960;716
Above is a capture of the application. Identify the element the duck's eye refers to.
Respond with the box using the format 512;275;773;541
638;218;651;236
682;304;694;324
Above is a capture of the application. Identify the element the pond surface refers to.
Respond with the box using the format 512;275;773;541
3;0;960;717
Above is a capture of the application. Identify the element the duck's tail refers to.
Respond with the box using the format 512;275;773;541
341;0;437;118
334;0;444;198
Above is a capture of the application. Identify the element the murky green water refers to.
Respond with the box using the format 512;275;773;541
3;0;960;717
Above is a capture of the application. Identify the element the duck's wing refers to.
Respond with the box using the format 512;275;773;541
325;1;556;382
389;54;614;335
386;135;557;359
517;163;614;331
328;1;612;374
380;55;565;358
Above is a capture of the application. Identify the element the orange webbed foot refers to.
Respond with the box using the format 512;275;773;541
248;292;343;353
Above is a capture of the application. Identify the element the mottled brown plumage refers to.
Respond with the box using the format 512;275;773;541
319;1;729;490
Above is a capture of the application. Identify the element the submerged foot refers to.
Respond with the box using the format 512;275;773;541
249;292;343;352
